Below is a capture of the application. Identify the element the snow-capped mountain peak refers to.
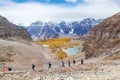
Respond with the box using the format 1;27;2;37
26;18;103;40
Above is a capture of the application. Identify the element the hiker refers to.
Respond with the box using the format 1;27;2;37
62;61;65;67
48;62;52;69
68;60;71;67
8;67;12;71
2;67;7;72
81;59;84;65
73;59;76;65
32;64;35;71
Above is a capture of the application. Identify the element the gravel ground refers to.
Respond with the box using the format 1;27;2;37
0;60;120;80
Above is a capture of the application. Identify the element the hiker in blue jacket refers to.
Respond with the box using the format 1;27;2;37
32;64;35;71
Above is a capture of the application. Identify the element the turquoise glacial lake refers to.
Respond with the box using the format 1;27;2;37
63;47;79;56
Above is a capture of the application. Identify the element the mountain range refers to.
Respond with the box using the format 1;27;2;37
26;18;103;40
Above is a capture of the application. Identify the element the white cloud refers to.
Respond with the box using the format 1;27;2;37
0;0;120;26
64;0;77;3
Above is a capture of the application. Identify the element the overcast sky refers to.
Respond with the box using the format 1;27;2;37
0;0;120;26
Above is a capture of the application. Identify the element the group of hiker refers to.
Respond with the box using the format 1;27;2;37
1;59;84;72
61;59;84;68
32;59;84;71
1;67;12;72
62;59;76;67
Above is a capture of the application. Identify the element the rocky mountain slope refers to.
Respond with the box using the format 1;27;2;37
0;15;54;68
26;18;102;40
0;38;54;69
0;15;31;40
82;12;120;59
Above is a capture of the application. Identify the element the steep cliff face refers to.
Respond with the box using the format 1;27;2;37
82;12;120;59
0;15;31;40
